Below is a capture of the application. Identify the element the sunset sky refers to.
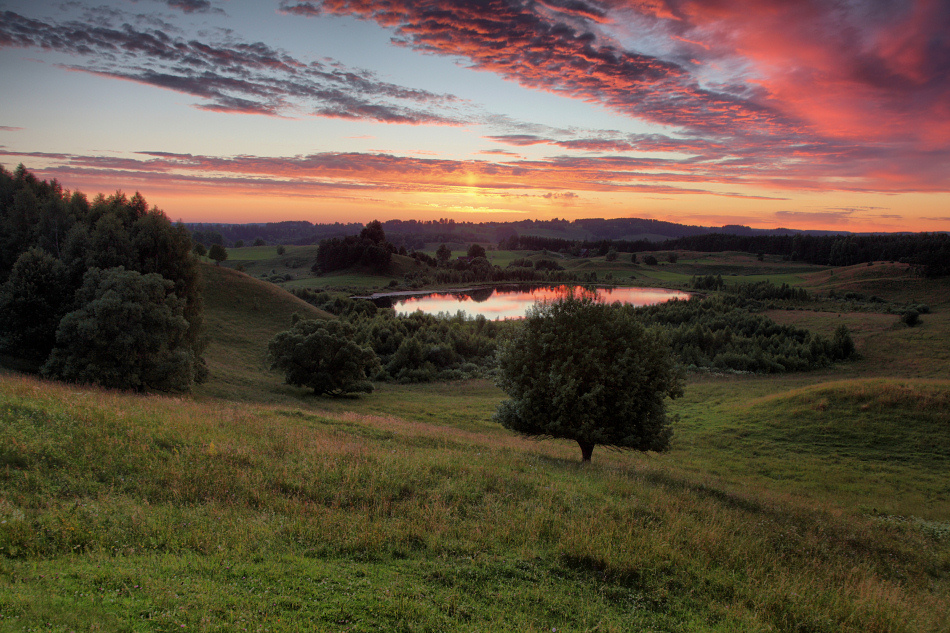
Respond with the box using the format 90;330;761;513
1;0;948;232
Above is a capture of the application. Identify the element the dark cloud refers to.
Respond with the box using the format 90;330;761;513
167;0;217;13
0;10;463;124
126;0;225;15
485;135;548;146
0;126;25;132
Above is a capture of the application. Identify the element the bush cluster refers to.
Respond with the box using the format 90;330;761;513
691;276;811;303
628;296;854;373
291;290;506;383
352;311;504;382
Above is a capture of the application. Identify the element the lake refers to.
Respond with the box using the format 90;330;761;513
370;285;690;320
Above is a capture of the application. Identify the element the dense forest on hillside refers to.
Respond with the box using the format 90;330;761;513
0;165;205;390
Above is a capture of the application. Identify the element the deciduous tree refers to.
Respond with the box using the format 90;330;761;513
0;248;70;368
208;243;228;266
42;267;195;392
268;319;379;396
494;294;683;462
436;243;452;264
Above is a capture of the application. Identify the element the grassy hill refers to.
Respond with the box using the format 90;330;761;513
0;260;948;631
195;263;332;402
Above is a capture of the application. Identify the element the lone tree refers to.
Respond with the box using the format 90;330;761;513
268;319;379;396
467;243;486;259
208;243;228;266
436;243;452;264
493;294;683;462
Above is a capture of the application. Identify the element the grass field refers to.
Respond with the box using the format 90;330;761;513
1;259;948;631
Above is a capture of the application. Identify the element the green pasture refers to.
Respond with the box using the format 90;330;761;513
1;259;948;631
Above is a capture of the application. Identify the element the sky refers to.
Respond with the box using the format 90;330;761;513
1;0;948;232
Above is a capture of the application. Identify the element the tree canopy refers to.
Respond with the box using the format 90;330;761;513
493;294;683;462
42;267;195;392
268;319;380;396
0;248;70;369
208;243;228;265
467;243;486;259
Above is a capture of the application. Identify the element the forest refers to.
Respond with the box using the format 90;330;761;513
0;165;205;391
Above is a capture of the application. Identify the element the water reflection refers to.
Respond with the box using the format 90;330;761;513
379;285;689;320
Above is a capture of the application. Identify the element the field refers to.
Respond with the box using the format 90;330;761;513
1;255;948;631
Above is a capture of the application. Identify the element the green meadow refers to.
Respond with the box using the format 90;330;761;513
1;255;948;631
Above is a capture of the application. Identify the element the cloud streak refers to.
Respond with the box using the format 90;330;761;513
0;148;791;201
0;9;463;124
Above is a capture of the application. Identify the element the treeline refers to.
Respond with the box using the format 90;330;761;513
505;232;950;277
668;233;950;275
627;296;854;373
187;216;849;251
0;165;205;391
188;221;362;247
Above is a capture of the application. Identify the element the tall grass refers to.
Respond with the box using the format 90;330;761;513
1;373;948;631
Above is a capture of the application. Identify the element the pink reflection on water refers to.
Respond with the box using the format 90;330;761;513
393;285;690;320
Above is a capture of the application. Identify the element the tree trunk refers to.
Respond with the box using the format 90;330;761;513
578;440;594;462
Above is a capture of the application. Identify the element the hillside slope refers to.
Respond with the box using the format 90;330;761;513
196;263;332;401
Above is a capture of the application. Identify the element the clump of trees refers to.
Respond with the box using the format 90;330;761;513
494;294;683;462
628;296;854;373
268;318;379;396
42;267;196;391
690;277;812;303
313;220;394;274
691;274;725;291
0;164;205;391
290;289;504;383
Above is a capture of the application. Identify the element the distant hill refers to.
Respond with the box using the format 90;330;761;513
185;217;852;249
